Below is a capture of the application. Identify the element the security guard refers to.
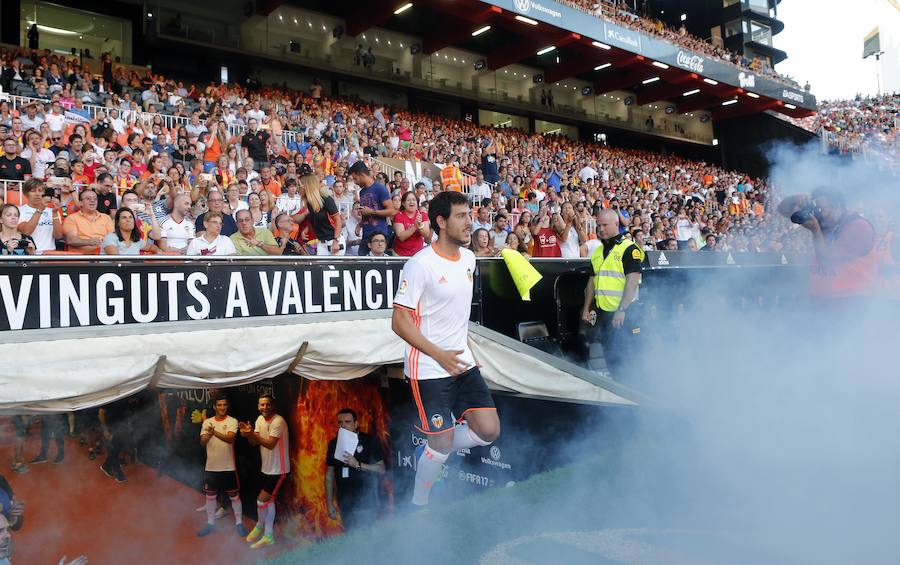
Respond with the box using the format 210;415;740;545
581;208;643;376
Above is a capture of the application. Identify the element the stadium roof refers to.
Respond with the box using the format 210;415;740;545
259;0;816;120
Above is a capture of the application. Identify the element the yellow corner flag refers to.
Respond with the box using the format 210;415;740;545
500;248;542;301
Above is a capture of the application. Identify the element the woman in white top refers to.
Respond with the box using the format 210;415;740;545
225;183;249;215
186;211;236;256
558;202;584;259
103;208;161;255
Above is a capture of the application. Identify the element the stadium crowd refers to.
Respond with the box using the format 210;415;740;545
809;93;899;163
0;45;811;259
560;0;800;88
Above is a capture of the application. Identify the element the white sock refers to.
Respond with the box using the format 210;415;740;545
255;500;268;531
452;422;492;450
264;501;276;537
205;495;217;525
412;445;449;506
230;495;243;525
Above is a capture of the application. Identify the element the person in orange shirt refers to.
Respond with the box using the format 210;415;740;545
63;189;114;254
203;121;227;170
258;165;282;197
70;160;90;187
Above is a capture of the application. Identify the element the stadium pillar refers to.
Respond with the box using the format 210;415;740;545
528;114;536;134
0;0;21;47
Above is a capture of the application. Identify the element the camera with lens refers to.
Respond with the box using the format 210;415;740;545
790;205;819;225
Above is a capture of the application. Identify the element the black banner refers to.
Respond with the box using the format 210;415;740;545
0;260;404;331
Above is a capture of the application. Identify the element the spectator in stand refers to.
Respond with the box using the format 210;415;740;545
472;206;492;232
392;191;430;257
159;193;195;253
102;208;161;255
489;214;509;252
196;190;237;236
119;189;160;241
258;165;281;197
530;204;562;258
272;213;306;256
186;211;237;256
808;93;899;163
349;161;394;255
505;231;529;256
21;131;56;179
0;51;804;255
558;202;584;259
19;102;43;131
0;205;36;255
481;139;500;184
471;228;494;257
63;189;114;254
299;174;344;256
0;138;31;183
95;173;118;215
241;119;269;170
365;232;390;257
231;209;281;256
469;172;492;203
17;179;63;253
274;178;303;217
225;183;248;215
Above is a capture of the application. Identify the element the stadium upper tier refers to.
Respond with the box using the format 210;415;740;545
304;0;815;117
559;0;799;89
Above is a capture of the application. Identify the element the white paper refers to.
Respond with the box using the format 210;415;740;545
341;467;349;478
334;427;359;465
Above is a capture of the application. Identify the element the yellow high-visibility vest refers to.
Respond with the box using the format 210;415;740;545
590;238;642;312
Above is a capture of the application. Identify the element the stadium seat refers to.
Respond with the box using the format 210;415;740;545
517;321;561;355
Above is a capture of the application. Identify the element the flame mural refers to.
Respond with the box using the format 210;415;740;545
285;379;393;539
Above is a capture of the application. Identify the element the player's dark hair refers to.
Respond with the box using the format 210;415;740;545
429;191;469;235
213;395;229;405
338;408;357;421
258;394;274;402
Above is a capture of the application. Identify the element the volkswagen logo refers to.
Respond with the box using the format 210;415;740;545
514;0;531;13
490;446;502;461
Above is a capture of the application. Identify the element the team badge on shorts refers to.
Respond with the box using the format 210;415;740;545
431;414;444;429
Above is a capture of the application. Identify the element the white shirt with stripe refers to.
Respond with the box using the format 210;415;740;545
255;414;290;475
393;245;477;381
201;415;238;472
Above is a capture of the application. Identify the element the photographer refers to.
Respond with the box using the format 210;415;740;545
777;189;878;300
17;179;63;253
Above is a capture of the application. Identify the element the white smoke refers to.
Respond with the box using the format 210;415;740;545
255;143;900;565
